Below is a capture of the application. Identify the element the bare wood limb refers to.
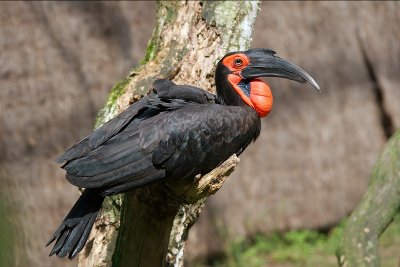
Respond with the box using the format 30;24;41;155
112;155;240;267
166;155;240;267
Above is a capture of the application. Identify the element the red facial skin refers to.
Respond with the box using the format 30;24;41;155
223;54;273;118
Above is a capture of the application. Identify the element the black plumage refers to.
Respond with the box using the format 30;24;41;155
47;48;319;259
62;80;260;195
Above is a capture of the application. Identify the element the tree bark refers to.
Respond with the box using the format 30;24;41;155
336;128;400;266
77;1;260;266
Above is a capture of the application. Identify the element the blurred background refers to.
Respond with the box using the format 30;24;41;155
0;1;399;266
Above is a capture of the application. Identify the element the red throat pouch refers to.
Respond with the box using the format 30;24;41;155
228;75;273;118
249;79;273;118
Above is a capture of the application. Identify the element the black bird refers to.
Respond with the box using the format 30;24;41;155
47;48;319;259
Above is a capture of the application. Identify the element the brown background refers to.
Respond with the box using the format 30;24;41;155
0;1;399;266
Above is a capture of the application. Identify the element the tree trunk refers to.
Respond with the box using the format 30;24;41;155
336;128;400;266
77;1;260;266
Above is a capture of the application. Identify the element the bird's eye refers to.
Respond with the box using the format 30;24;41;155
234;58;243;67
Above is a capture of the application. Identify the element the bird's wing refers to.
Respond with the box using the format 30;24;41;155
152;79;220;104
63;104;260;197
151;104;260;179
54;102;148;164
55;79;219;164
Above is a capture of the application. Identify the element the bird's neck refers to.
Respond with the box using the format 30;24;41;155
215;66;273;118
215;65;248;107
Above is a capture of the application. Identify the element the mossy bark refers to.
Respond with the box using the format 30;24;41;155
337;128;400;266
77;1;260;266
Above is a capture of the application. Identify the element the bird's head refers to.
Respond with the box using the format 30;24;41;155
215;48;320;117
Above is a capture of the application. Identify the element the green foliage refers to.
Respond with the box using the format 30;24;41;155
200;215;400;267
0;193;17;267
205;221;346;267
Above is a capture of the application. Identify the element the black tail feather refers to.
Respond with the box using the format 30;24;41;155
46;189;104;259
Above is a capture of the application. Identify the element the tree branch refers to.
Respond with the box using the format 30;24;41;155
337;128;400;266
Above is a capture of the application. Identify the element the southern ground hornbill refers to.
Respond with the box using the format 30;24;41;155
47;48;319;259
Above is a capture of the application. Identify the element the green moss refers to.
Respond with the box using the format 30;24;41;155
94;78;130;130
102;195;123;224
144;38;158;63
140;1;179;64
139;58;147;67
164;2;178;24
94;2;182;130
109;79;129;104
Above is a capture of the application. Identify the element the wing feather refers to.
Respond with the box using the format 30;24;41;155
59;80;259;197
55;103;147;163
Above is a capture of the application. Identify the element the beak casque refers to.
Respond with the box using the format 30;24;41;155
240;48;320;91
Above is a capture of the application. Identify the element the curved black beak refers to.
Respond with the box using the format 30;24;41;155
241;48;320;91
